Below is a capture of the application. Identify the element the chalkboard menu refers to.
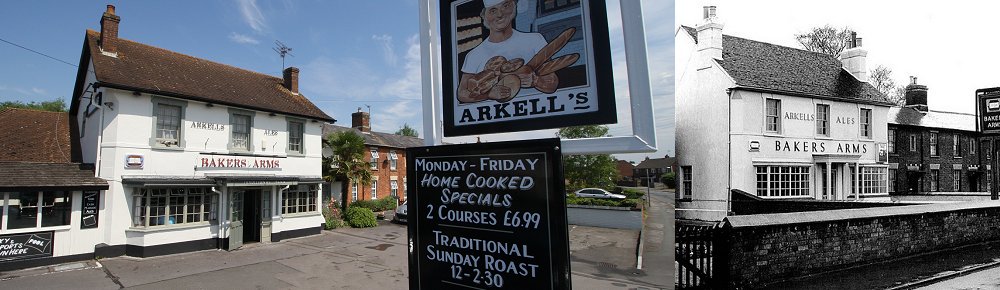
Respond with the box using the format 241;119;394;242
407;138;570;289
0;232;54;262
81;191;100;229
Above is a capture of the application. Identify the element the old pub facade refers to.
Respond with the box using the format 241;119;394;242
675;6;892;221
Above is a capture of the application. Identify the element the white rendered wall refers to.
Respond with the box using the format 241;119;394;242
674;30;734;221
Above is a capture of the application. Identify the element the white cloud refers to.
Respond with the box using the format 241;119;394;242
236;0;267;33
31;87;46;95
302;57;380;100
372;34;397;66
378;34;422;100
228;32;260;44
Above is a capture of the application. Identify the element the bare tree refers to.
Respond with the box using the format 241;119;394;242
795;25;854;56
869;65;904;105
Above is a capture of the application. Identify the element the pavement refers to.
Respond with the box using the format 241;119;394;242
0;200;672;290
763;241;1000;289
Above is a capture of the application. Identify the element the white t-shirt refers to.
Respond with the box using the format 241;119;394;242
461;30;547;74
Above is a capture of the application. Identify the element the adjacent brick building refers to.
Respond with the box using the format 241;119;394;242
322;109;422;205
888;77;986;194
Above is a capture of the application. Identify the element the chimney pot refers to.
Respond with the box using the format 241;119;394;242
696;5;724;62
351;109;371;133
283;67;300;93
99;5;121;55
904;76;929;111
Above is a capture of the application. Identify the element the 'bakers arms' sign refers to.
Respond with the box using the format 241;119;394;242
196;155;281;170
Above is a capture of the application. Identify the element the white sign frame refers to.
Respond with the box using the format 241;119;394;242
419;0;657;155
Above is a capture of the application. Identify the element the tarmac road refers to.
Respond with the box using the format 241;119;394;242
0;217;668;289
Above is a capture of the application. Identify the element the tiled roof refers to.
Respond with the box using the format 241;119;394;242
322;124;424;149
635;156;675;169
0;108;72;163
888;106;977;132
83;30;333;122
0;161;108;190
681;26;891;105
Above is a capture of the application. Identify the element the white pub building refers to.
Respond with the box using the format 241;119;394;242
65;6;333;257
675;7;892;221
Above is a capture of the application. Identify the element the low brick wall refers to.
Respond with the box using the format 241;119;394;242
717;201;1000;288
731;189;912;215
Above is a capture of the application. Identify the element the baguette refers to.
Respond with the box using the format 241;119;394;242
526;27;576;69
536;53;579;76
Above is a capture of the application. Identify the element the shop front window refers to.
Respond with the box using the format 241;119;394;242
2;191;71;231
282;184;318;215
132;187;217;228
755;166;811;197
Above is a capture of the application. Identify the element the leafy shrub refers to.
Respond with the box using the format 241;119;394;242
349;197;399;212
622;188;646;199
565;195;640;209
344;206;377;228
323;207;346;230
661;172;676;189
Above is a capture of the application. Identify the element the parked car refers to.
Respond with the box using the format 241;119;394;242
393;201;407;223
573;188;626;199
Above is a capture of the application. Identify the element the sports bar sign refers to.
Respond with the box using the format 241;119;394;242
407;138;570;289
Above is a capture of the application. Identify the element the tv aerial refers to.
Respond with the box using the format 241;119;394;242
273;40;294;70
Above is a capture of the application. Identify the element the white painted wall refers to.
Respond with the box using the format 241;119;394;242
675;30;734;221
76;83;325;249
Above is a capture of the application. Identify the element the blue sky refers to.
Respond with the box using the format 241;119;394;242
0;0;673;163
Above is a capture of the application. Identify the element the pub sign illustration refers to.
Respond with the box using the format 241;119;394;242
407;139;571;289
441;0;616;136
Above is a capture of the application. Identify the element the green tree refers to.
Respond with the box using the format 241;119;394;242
557;125;617;190
661;172;676;189
395;123;419;137
323;130;373;209
0;97;67;112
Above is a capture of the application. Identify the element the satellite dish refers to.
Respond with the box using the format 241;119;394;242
322;147;333;158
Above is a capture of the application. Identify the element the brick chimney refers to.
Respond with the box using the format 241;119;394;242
99;5;120;55
696;5;724;62
283;67;299;93
839;32;868;82
351;108;370;133
904;76;929;112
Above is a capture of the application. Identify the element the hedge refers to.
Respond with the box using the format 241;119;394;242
344;206;377;228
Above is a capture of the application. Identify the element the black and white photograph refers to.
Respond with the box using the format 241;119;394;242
676;0;1000;289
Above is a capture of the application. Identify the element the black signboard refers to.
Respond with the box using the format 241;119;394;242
407;138;570;289
0;232;54;262
82;190;100;229
440;0;616;137
979;87;1000;134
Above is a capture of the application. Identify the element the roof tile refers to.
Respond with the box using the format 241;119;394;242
84;30;333;122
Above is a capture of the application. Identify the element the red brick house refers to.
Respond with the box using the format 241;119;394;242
322;109;422;205
616;160;635;181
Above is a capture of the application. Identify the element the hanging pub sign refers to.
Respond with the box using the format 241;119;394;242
978;87;1000;135
407;138;570;289
0;232;54;262
440;0;616;136
81;190;100;229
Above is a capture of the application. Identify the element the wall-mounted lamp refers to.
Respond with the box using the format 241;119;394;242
749;141;761;152
103;102;115;111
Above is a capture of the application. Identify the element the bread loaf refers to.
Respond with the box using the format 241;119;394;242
526;27;576;70
536;53;579;76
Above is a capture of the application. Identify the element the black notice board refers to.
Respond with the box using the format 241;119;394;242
407;138;570;289
81;190;100;229
0;231;54;262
